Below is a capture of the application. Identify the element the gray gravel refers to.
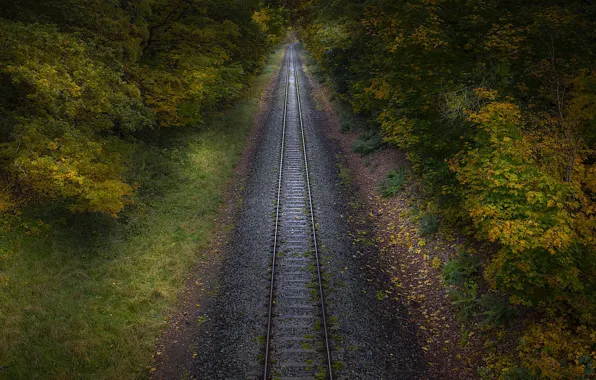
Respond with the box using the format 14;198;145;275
187;48;288;380
186;44;425;379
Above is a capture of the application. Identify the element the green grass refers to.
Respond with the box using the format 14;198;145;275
0;46;287;380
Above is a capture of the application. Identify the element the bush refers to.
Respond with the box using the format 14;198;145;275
476;294;519;328
340;118;359;132
516;319;596;380
448;281;479;322
377;167;407;197
352;130;384;155
442;252;481;286
419;213;439;235
502;367;537;380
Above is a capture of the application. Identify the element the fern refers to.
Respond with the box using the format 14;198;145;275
377;168;407;197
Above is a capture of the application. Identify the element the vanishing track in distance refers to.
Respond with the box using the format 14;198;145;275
263;44;333;380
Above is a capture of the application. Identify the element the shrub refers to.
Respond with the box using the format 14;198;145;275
340;118;359;132
502;367;537;380
476;294;520;328
419;213;439;235
448;281;479;322
352;130;384;155
442;252;481;286
377;168;407;197
516;319;596;380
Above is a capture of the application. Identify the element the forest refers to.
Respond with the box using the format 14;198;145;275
0;0;285;215
294;0;596;378
0;0;595;379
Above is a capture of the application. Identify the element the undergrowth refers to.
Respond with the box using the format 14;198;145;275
443;251;520;329
352;130;385;156
419;214;439;236
377;168;407;197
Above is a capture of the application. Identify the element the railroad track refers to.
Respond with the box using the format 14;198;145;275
263;44;334;380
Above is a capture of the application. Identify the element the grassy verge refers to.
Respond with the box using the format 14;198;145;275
0;46;286;380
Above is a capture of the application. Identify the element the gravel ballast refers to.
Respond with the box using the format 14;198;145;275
158;44;426;379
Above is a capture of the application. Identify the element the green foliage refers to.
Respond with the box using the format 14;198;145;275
0;21;145;215
442;252;481;287
351;130;384;156
476;294;520;328
446;268;520;328
459;329;471;348
340;119;360;133
448;281;479;322
377;168;407;197
0;0;286;217
516;318;596;379
444;253;520;327
253;6;288;45
501;367;537;380
337;102;369;133
419;213;439;236
443;252;482;322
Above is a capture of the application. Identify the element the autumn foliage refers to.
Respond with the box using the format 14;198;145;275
0;0;285;215
294;0;596;377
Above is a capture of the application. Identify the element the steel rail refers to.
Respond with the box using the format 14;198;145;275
263;44;291;380
263;44;333;379
292;45;334;380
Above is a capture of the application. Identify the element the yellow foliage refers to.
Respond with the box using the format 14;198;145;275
516;319;596;380
474;87;499;101
484;23;527;61
467;101;521;133
252;10;270;33
379;111;420;150
0;190;16;213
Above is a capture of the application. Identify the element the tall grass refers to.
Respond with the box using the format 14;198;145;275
0;46;286;380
